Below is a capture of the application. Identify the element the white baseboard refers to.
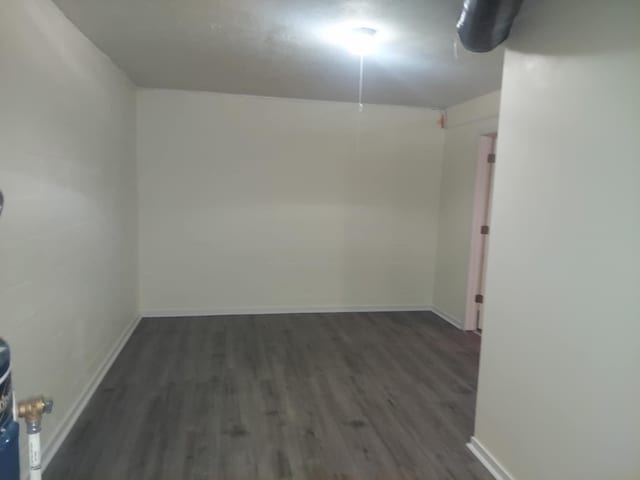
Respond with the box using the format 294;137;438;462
141;305;466;331
39;314;141;477
140;304;433;318
467;436;515;480
430;306;464;330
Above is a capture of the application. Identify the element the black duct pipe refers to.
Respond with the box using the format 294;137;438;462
456;0;524;53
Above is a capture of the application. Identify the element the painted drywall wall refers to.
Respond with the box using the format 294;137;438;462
474;1;640;479
0;0;137;471
433;91;500;327
137;90;444;314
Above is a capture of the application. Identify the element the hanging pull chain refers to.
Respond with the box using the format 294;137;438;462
358;55;364;112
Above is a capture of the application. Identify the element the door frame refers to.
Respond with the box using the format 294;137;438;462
464;133;497;331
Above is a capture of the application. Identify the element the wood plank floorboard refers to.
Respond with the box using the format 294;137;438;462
45;311;490;480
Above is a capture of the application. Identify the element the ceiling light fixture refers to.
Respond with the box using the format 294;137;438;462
345;27;378;56
323;23;380;57
321;22;382;111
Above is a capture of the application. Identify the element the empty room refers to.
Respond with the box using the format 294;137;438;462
1;0;638;479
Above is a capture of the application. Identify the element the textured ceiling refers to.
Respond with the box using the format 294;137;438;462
52;0;504;108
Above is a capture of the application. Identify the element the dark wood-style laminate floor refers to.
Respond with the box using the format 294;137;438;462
46;311;490;480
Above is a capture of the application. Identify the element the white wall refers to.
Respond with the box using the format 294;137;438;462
474;1;640;479
137;90;444;315
0;0;137;471
433;91;500;327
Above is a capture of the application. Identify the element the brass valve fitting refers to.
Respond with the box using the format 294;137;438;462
17;396;53;433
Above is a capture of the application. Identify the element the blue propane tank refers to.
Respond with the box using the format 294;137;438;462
0;338;19;480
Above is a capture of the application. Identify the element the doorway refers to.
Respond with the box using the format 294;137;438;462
464;134;497;332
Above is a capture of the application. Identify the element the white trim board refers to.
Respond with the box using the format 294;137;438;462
140;304;434;318
429;306;464;330
467;437;515;480
38;314;141;479
141;305;465;331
